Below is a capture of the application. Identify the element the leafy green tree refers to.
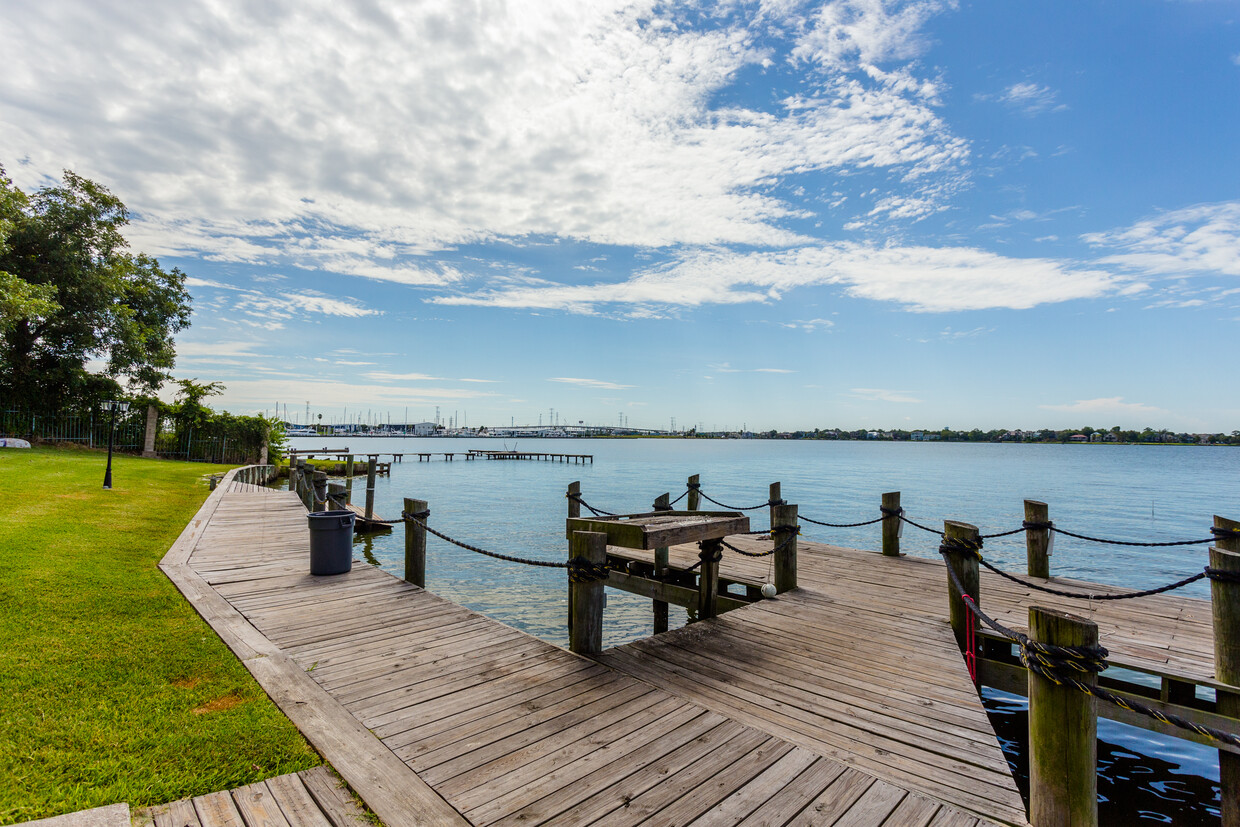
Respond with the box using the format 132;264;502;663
0;167;191;412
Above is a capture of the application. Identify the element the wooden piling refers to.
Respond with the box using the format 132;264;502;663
365;458;377;522
769;482;782;529
345;454;354;502
653;492;670;634
687;474;701;512
944;521;981;653
1025;500;1051;578
881;491;901;557
697;539;722;621
772;503;798;593
327;482;346;510
404;498;428;588
569;531;607;655
1028;606;1099;827
1212;515;1240;827
567;481;581;520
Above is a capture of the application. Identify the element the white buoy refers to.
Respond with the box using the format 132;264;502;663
760;582;777;599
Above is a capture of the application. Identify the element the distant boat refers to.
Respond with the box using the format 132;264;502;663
285;427;317;436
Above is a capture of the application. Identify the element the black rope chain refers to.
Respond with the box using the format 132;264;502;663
405;517;610;582
721;526;801;558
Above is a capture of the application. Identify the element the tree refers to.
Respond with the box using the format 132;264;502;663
0;167;191;412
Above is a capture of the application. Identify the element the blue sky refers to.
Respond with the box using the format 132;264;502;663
3;0;1238;431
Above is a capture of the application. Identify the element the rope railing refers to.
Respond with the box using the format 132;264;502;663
403;514;611;583
939;549;1240;749
720;525;801;558
949;538;1240;601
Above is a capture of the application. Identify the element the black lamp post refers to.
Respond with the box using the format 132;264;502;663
102;400;130;490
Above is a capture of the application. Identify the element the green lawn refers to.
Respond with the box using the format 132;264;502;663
0;446;320;823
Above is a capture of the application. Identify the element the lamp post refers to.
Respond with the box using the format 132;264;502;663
102;400;130;490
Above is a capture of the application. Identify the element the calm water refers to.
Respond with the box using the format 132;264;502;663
290;436;1238;824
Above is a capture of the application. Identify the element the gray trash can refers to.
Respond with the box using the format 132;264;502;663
308;510;355;575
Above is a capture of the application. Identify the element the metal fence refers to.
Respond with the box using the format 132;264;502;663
0;409;260;464
0;408;146;450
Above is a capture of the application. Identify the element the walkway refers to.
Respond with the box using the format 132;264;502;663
160;471;1017;826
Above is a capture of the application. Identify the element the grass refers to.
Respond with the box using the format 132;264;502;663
0;445;320;823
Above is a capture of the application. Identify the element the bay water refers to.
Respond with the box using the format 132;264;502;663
289;436;1239;824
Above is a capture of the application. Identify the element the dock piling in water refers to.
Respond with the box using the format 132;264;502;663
1212;514;1240;827
881;491;901;556
1029;606;1100;827
1025;499;1051;578
404;497;428;588
943;520;981;655
569;531;607;654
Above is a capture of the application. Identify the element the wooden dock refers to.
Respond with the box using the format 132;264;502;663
469;450;593;464
163;470;1021;826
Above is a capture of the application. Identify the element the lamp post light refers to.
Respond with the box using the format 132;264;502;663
102;400;130;490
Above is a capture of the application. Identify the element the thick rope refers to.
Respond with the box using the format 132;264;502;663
1027;520;1222;547
940;551;1240;748
405;516;610;582
801;512;886;528
566;492;618;517
720;526;800;558
695;488;783;512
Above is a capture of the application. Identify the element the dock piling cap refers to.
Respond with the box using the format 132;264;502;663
567;511;750;550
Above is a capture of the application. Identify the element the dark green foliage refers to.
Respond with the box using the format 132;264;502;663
0;167;191;413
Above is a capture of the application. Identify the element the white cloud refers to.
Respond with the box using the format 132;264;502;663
364;372;444;382
1;0;970;275
1083;202;1240;278
849;387;922;403
232;291;380;321
433;243;1119;313
780;318;835;331
548;377;636;390
1039;397;1168;418
980;82;1066;116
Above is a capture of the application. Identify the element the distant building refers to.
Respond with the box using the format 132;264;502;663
411;421;438;436
1070;434;1088;443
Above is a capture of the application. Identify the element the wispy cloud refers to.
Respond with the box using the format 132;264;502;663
849;388;922;404
364;372;443;382
1039;397;1167;418
1083;201;1240;278
548;377;635;390
979;82;1067;116
433;244;1120;313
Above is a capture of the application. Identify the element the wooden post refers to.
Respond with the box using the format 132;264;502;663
567;481;581;519
312;470;328;512
1028;606;1099;827
881;491;901;557
1026;500;1051;578
1212;515;1240;827
697;539;722;621
327;482;346;510
943;520;981;653
288;452;299;493
404;497;428;588
345;454;354;503
687;474;701;512
653;492;670;634
364;458;377;521
772;503;798;593
569;531;607;654
768;482;782;530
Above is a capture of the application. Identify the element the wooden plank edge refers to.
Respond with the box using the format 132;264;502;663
159;466;244;567
245;652;468;826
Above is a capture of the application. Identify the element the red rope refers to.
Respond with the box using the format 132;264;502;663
963;594;977;683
